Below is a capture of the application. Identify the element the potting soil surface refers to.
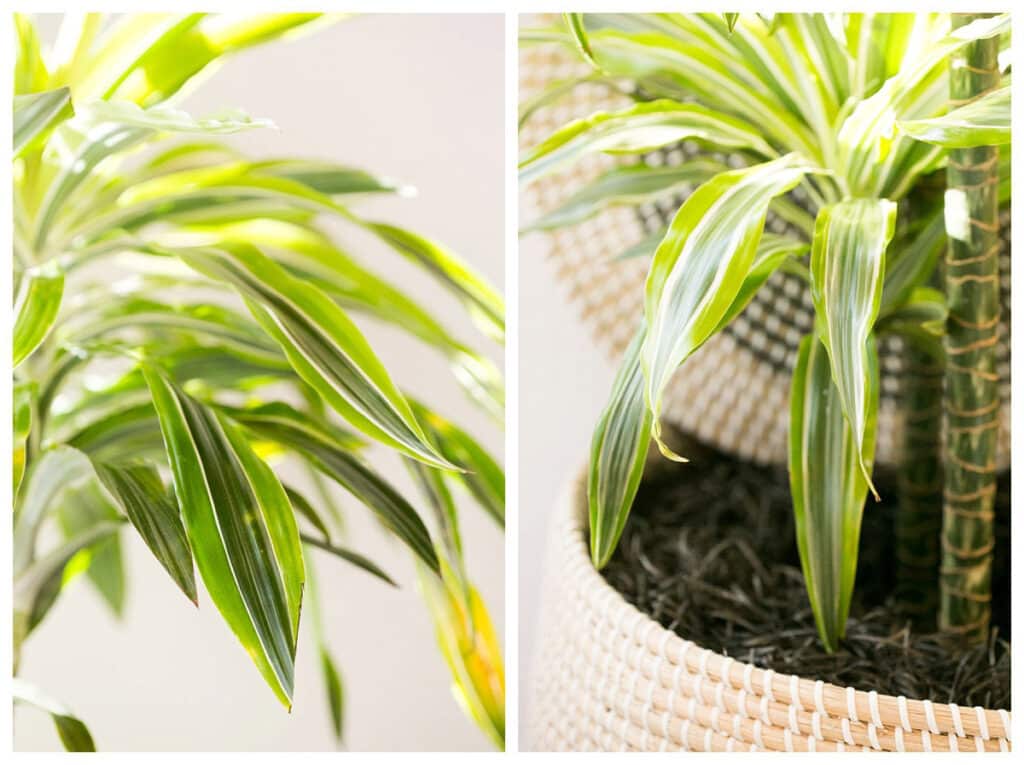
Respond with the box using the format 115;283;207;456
600;436;1010;709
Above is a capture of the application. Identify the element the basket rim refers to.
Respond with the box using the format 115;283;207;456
557;462;1012;746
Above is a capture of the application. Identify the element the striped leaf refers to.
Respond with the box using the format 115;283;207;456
519;100;775;185
225;402;439;573
13;265;64;368
361;222;505;345
143;368;304;707
564;13;598;67
91;460;197;604
55;480;126;617
13;87;73;157
898;85;1010;147
170;242;455;469
642;155;811;456
790;334;878;652
525;159;726;232
412;402;505;528
876;286;947;361
12;679;95;752
13;382;35;496
301;535;397;587
589;330;652;569
809;198;895;493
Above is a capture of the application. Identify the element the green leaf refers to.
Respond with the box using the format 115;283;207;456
253;159;412;197
876;286;947;360
412;402;505;527
32;105;270;253
92;460;198;605
285;485;334;541
143;367;304;707
79;100;274;134
642;155;811;456
564;13;598;68
360;221;506;345
809;198;895;494
588;329;652;569
712;233;811;333
525;159;726;232
13;87;73;157
13;264;64;368
320;647;345;743
56;480;126;617
14;446;93;575
898;85;1010;147
14;14;49;95
12;679;96;752
302;535;397;587
723;14;740;33
14;521;122;651
225;401;439;573
880;204;945;312
789;334;878;652
519;100;775;185
170;242;455;470
13;381;35;496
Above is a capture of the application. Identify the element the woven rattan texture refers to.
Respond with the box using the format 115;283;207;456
526;472;1013;752
520;40;1012;469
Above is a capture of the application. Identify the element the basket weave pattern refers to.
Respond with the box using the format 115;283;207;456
528;473;1012;752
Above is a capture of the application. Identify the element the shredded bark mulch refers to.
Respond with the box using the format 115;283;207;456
600;436;1011;709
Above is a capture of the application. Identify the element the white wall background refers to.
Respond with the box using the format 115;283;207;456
17;14;504;752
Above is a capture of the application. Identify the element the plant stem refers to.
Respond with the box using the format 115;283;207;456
939;13;1001;643
896;344;942;628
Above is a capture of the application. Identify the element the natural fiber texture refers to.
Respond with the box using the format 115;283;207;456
526;470;1012;752
519;36;1012;469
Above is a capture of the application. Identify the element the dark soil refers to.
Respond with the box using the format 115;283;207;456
600;435;1011;709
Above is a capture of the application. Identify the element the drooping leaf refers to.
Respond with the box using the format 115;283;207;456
224;401;439;573
519;100;775;185
789;334;878;652
564;13;598;68
91;460;198;604
13;381;36;496
876;286;948;361
166;242;455;469
642;155;811;455
418;562;505;750
143;367;304;707
56;480;126;617
588;329;652;569
320;647;345;743
284;485;333;541
809;198;895;493
898;85;1010;147
12;679;96;752
524;159;726;232
13;264;64;368
301;535;397;587
13;446;93;575
412;401;505;528
253;159;412;197
13;87;73;157
360;222;506;345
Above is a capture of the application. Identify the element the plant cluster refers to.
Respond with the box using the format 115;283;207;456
13;13;504;750
521;12;1010;654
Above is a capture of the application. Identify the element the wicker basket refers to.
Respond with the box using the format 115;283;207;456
526;468;1012;752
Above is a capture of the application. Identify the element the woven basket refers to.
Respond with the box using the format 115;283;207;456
526;468;1012;752
520;32;1011;470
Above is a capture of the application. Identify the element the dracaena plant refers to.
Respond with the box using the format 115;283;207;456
521;13;1009;653
13;13;504;751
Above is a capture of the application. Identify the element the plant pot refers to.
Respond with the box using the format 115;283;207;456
526;466;1012;753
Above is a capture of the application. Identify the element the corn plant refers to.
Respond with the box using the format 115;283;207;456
520;13;1009;653
13;13;504;750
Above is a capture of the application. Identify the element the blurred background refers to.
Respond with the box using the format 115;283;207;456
16;13;504;752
